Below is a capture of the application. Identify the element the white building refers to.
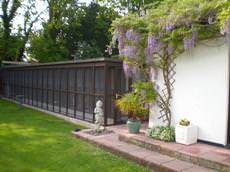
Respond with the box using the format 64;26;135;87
149;37;230;146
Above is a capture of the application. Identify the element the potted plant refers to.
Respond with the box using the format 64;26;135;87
116;81;156;133
175;118;198;145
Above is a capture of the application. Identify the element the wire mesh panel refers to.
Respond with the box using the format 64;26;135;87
53;69;60;112
42;70;47;109
24;70;29;103
10;71;14;99
95;67;105;93
32;70;37;106
60;70;67;114
0;59;127;126
84;68;94;122
14;71;19;97
116;68;128;123
75;69;83;119
47;70;53;111
67;69;75;117
37;70;42;108
28;70;33;105
4;72;10;98
1;71;4;96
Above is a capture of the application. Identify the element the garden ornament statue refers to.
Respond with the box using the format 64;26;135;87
94;100;104;132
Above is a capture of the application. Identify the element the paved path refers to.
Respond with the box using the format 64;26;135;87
72;129;216;172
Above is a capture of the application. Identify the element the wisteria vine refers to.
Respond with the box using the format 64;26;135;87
112;0;230;127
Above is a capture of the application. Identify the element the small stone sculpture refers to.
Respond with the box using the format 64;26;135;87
94;100;104;132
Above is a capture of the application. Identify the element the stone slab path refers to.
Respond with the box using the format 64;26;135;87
72;128;216;172
109;124;230;172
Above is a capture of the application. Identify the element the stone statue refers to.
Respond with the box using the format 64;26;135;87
94;100;104;132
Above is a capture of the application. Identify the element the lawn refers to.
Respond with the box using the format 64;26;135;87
0;99;151;172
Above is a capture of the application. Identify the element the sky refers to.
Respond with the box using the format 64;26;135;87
79;0;92;4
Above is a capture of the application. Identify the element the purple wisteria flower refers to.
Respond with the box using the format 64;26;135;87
183;32;198;52
145;35;163;63
123;62;139;78
167;44;175;55
123;45;138;58
166;23;175;31
115;28;141;57
123;62;131;77
183;38;195;51
118;34;125;55
125;29;140;43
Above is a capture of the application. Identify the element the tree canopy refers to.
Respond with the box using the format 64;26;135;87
29;1;119;62
0;0;120;63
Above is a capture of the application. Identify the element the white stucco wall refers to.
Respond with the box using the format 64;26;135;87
149;38;229;145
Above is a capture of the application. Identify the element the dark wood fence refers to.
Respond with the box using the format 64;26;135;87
0;58;128;126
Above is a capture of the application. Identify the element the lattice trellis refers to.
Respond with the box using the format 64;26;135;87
157;56;176;126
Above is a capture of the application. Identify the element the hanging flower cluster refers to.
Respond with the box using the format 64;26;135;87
123;61;139;78
165;23;175;32
112;0;230;127
112;27;142;78
145;35;163;63
183;31;198;52
125;29;140;43
119;29;140;58
112;0;230;79
167;44;175;55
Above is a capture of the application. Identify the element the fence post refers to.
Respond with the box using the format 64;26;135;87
0;69;2;97
83;69;85;120
92;65;95;123
41;69;44;108
46;70;49;110
66;70;69;115
31;70;33;105
74;68;77;119
59;70;62;113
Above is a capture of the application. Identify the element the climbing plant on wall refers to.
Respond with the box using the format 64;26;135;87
111;0;230;127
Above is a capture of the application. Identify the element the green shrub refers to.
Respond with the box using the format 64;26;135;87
116;92;149;119
116;80;157;120
147;126;175;142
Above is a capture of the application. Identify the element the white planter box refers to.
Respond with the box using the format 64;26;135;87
175;124;198;145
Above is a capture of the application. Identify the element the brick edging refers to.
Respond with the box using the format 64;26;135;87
72;131;180;172
119;133;230;172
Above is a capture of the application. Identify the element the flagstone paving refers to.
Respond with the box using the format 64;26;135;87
109;124;230;172
72;125;222;172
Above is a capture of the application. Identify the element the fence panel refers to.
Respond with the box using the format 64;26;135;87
0;59;128;126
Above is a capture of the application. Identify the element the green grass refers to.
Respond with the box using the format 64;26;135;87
0;99;151;172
